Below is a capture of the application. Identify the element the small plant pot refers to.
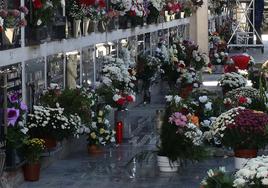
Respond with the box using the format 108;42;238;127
234;149;258;169
42;138;57;150
157;155;179;172
23;163;41;181
87;145;103;155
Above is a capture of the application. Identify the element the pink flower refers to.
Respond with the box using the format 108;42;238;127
19;19;27;27
19;6;29;15
10;9;20;17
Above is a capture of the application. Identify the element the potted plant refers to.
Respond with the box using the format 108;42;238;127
158;94;207;172
218;72;247;95
22;138;45;181
200;167;234;188
223;87;266;111
205;107;268;169
233;156;268;187
5;93;29;168
86;104;115;155
26;105;81;150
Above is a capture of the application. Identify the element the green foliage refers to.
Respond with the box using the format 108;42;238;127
6;126;28;149
201;167;234;188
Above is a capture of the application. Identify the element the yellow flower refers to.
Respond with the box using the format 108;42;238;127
97;117;103;123
99;128;105;134
90;132;97;139
98;111;104;117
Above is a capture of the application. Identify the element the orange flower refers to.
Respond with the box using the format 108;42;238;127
188;115;199;127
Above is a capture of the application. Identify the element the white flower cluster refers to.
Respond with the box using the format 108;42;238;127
155;43;169;63
234;156;268;187
225;87;260;100
27;105;81;134
198;95;212;111
177;68;199;87
218;72;247;89
101;56;136;90
165;95;182;104
212;52;228;65
184;123;203;146
204;107;244;141
192;50;209;65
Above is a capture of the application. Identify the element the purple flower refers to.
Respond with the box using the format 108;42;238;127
19;6;29;15
20;102;28;111
7;108;20;126
8;93;19;103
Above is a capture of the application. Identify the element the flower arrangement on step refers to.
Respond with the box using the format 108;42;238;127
22;138;45;181
158;94;207;171
0;6;28;31
87;104;115;154
80;0;106;21
182;0;204;17
96;56;136;110
218;72;247;94
223;87;267;111
26;105;82;149
6;93;29;150
204;107;268;168
200;167;234;188
233;156;268;187
210;52;229;65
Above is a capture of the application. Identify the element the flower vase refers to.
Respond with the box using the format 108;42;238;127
23;163;41;181
164;11;171;22
87;145;103;156
98;20;107;33
114;109;131;139
234;149;258;169
157;156;179;172
73;19;81;38
82;18;90;36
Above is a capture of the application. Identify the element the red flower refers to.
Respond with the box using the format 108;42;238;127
129;10;136;17
238;96;247;104
98;0;106;8
231;54;250;70
208;63;212;68
126;95;134;102
0;26;2;33
116;98;126;106
32;0;43;9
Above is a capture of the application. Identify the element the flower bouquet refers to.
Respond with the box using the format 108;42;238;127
205;107;268;168
158;97;207;171
164;0;182;21
218;72;247;94
27;105;82;149
1;6;28;30
97;56;136;110
87;104;115;154
22;138;45;181
126;0;147;27
233;156;268;187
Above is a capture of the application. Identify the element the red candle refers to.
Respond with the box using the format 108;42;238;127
116;121;123;144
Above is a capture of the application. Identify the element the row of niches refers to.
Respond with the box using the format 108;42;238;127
0;0;197;50
0;27;188;111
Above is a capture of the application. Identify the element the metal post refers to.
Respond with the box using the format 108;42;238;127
93;45;96;89
63;53;66;89
79;48;83;86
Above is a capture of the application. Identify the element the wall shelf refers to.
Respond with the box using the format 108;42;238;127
0;18;190;67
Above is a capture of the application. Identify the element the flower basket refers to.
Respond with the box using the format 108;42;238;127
23;163;41;181
87;145;103;155
234;149;258;169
